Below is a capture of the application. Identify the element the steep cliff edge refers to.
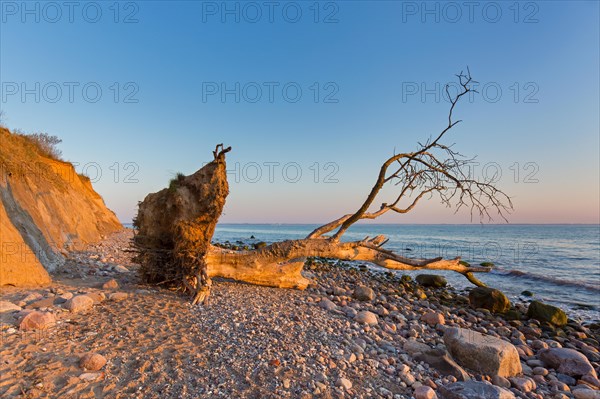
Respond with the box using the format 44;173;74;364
0;127;123;286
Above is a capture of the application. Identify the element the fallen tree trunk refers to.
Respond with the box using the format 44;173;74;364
133;72;509;303
205;236;490;290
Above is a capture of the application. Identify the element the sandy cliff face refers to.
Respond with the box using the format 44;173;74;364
0;127;123;286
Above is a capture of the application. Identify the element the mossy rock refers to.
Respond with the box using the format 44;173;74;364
521;290;534;297
400;275;412;284
526;301;567;327
479;262;495;267
253;241;267;249
416;274;447;288
459;260;470;267
468;287;511;313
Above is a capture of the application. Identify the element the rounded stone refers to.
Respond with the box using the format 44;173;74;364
80;353;107;371
355;310;378;325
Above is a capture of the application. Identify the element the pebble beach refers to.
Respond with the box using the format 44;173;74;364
1;229;599;399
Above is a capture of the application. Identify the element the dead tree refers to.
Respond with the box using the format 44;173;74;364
134;70;512;303
134;145;231;305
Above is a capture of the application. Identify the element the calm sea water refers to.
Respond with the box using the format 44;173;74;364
212;224;600;322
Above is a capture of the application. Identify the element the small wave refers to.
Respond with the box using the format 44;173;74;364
493;268;600;292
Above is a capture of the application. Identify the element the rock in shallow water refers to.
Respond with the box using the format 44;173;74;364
526;301;567;327
444;327;522;378
416;274;447;288
468;287;510;313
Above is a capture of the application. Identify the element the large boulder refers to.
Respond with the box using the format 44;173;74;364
468;287;510;313
526;301;567;326
416;274;447;288
539;348;597;378
438;381;515;399
444;327;522;378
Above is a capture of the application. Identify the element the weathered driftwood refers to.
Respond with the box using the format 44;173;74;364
205;237;491;290
133;71;511;303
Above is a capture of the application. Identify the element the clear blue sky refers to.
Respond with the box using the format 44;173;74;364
1;1;598;224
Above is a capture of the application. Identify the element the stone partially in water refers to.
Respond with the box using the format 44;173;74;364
468;287;510;313
526;301;567;327
416;274;447;288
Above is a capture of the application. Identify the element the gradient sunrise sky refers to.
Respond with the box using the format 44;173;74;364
1;1;598;224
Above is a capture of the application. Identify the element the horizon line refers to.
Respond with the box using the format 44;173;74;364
219;223;600;226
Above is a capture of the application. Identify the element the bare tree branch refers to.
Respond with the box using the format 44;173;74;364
308;70;512;243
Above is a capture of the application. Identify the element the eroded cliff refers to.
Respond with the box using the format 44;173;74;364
0;127;122;286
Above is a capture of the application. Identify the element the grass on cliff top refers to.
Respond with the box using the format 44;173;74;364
0;127;63;162
0;127;77;192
